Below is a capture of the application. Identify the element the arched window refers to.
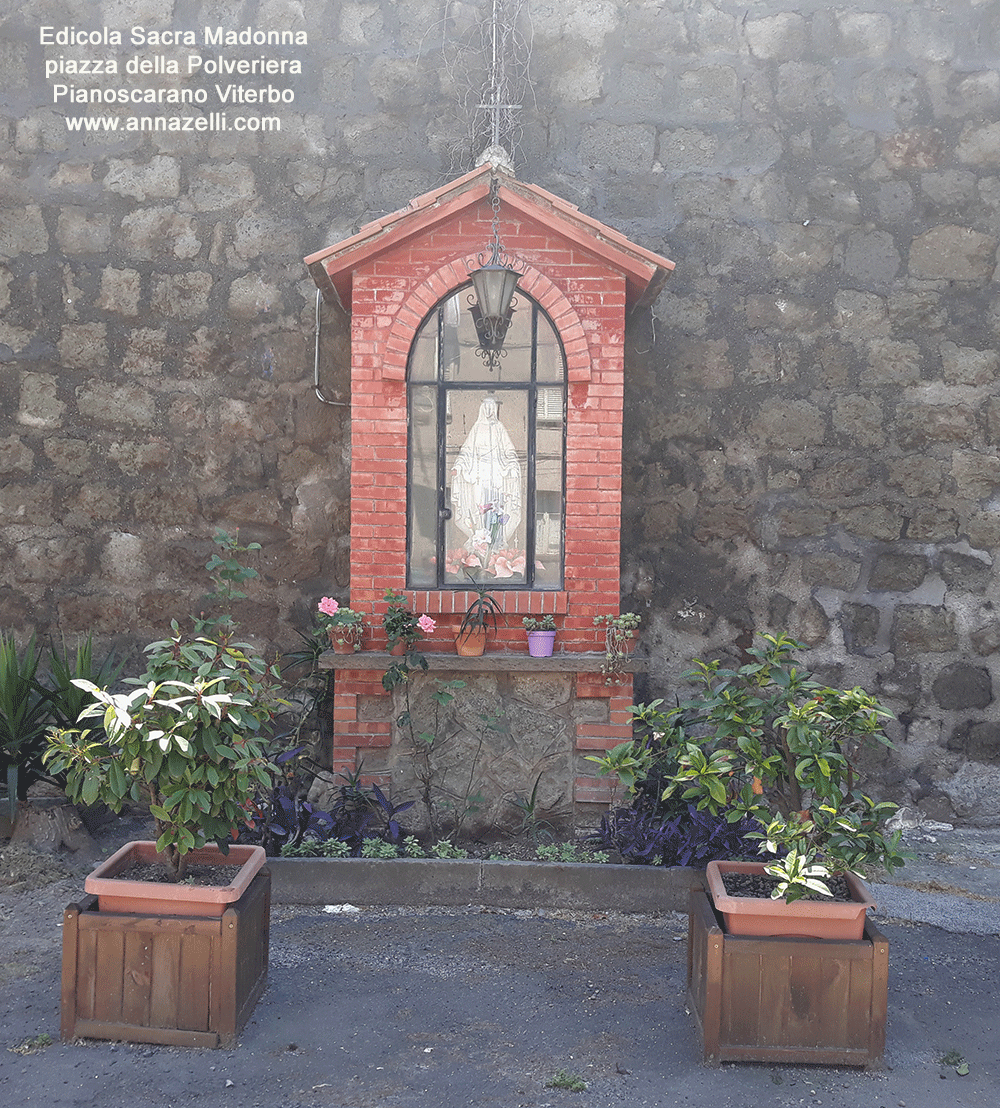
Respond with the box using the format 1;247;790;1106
407;287;566;589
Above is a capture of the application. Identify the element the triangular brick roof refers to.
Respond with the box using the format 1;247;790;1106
305;162;674;312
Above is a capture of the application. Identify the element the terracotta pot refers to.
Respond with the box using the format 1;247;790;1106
526;630;556;657
455;627;487;656
705;859;875;941
85;840;267;918
389;641;408;656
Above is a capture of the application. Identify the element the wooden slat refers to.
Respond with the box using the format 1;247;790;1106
72;1019;218;1049
149;933;181;1029
122;931;152;1027
177;935;212;1031
92;929;125;1024
76;928;99;1021
60;904;81;1042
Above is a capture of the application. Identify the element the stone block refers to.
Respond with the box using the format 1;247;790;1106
841;505;901;542
0;435;33;476
966;512;1000;550
908;507;958;542
870;553;928;593
0;204;48;257
842;603;879;652
941;342;999;386
104;156;180;201
909;225;997;281
971;621;1000;657
896;404;977;450
150;272;213;319
186;161;256;211
832;395;884;446
776;63;835;114
96;268;142;317
658;128;717;174
801;553;859;591
0;483;53;526
843;229;901;285
887;457;942;497
671;337;733;390
18;372;64;429
122;328;168;376
882;129;946;171
808;458;872;499
947;721;1000;765
120;208;201;260
877;660;922;705
807;174;860;222
751;399;825;450
43;438;91;476
76;383;156;428
865;337;922;385
932;663;993;710
894;606;958;652
956;121;1000;167
789;597;830;647
952;451;1000;500
888;291;946;332
877;181;915;222
56;207;111;254
831;11;893;57
940;552;992;594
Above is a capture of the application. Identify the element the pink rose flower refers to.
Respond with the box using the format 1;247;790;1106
417;615;436;635
318;596;339;617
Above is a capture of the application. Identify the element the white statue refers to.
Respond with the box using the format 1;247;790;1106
450;396;522;559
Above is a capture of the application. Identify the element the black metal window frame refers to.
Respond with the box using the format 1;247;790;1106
406;285;567;590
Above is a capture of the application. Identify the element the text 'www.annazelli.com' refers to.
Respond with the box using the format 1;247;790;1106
64;113;280;132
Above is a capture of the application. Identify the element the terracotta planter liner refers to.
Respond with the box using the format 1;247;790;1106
85;840;267;918
706;859;876;941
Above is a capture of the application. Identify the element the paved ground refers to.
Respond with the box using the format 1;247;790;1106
2;817;999;1108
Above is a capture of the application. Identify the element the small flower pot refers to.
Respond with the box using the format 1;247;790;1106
455;627;487;656
526;630;556;657
389;641;408;656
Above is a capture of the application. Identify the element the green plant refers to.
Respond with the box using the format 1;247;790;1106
46;625;282;879
382;589;436;650
522;615;556;632
199;529;261;632
584;739;655;800
509;772;555;843
360;837;400;859
546;1070;587;1092
427;839;468;859
0;633;50;819
457;577;503;639
44;634;124;732
593;611;641;681
536;841;609;864
658;632;907;902
316;597;366;650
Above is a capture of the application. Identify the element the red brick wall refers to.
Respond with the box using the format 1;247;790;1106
328;198;633;812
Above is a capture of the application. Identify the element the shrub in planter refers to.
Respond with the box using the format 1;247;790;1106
661;632;907;902
45;625;282;879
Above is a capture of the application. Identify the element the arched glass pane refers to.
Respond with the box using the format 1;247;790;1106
407;287;565;589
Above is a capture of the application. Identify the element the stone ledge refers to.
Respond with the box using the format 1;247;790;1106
319;650;647;673
269;856;702;913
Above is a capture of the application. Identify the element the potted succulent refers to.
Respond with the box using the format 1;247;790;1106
593;611;641;680
45;625;281;1047
522;615;557;657
456;583;503;656
382;589;436;655
317;596;366;653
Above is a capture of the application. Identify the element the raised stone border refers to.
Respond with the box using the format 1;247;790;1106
268;857;702;913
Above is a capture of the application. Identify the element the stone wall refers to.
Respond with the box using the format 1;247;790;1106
2;1;1000;822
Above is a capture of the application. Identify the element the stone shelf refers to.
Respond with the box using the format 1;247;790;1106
318;650;646;673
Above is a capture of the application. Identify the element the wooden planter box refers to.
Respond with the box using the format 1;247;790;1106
687;887;888;1067
61;870;270;1048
